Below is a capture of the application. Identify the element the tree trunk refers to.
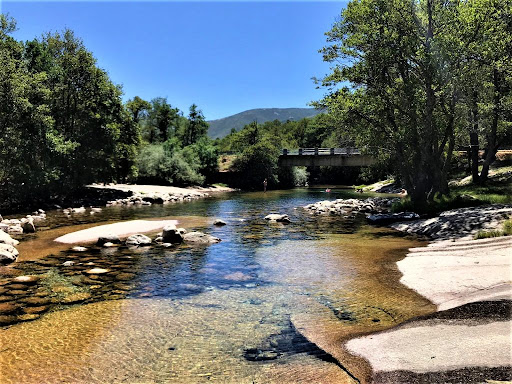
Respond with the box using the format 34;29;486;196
479;68;501;182
470;90;480;183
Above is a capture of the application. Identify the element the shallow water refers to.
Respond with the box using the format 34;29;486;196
0;188;434;383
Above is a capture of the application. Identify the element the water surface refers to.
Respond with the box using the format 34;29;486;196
0;188;434;383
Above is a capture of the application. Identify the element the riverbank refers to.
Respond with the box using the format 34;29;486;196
344;204;512;383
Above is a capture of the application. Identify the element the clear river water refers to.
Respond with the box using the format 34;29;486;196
0;188;435;383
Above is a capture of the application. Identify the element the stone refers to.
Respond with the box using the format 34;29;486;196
0;250;17;264
0;223;8;233
213;219;227;226
60;292;91;304
85;268;109;274
183;231;221;245
0;315;17;326
7;225;23;234
22;297;51;306
0;243;18;257
0;302;19;315
23;305;49;314
366;212;420;225
125;234;152;246
63;261;75;267
18;313;40;322
71;246;87;252
102;242;117;248
162;224;184;244
21;221;36;233
97;234;121;246
264;214;291;223
13;275;39;284
71;207;87;214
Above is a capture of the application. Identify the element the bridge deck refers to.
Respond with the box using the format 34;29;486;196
279;148;374;167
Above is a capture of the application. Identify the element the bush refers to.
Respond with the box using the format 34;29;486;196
231;140;280;189
135;144;204;186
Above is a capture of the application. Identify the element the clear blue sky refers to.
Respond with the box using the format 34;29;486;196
1;1;346;120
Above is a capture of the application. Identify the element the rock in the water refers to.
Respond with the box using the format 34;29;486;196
162;225;185;244
183;231;221;244
97;234;121;246
102;242;117;248
264;214;291;223
22;221;36;233
13;275;39;284
85;268;109;274
0;231;18;246
213;219;227;226
125;234;152;246
63;261;75;267
0;223;8;233
0;250;17;264
8;225;23;234
366;212;420;225
71;246;87;252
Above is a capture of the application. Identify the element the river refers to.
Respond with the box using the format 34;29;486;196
0;188;435;383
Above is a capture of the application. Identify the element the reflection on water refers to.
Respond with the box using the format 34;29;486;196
0;188;434;383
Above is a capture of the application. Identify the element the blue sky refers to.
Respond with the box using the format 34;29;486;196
1;1;346;120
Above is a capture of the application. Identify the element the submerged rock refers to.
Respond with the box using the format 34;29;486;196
183;231;221;244
264;214;291;223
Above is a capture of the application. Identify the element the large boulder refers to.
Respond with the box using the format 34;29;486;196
264;214;291;223
22;221;36;234
0;230;19;246
97;234;121;246
183;231;221;245
126;234;152;246
162;225;185;244
0;243;18;264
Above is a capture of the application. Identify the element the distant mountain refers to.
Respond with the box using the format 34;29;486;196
207;107;323;139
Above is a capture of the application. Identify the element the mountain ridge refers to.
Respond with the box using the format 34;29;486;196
207;107;323;139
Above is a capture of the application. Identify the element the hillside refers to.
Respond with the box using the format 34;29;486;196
207;107;323;139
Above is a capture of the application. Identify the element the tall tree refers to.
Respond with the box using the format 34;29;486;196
180;104;209;146
148;97;179;143
315;0;510;206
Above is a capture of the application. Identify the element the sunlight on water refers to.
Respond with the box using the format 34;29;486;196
0;189;434;383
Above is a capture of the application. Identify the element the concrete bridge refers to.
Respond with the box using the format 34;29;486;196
278;148;375;167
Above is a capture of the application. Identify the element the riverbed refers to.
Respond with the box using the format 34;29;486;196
0;188;435;383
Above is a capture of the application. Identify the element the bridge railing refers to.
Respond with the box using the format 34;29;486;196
281;148;361;156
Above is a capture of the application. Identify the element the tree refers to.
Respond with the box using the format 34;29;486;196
126;96;151;124
315;0;510;206
180;104;209;146
147;97;180;143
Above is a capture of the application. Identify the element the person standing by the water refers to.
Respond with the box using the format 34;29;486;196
263;178;267;193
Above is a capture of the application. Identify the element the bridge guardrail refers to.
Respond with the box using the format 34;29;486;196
281;148;361;156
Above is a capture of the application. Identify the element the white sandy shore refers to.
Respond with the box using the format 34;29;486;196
345;224;512;382
55;219;177;244
88;183;234;195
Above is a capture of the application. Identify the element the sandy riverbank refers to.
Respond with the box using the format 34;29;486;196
345;205;512;383
88;183;234;196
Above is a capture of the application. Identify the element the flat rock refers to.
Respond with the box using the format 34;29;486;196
13;275;39;284
0;230;19;246
183;232;221;245
85;268;109;275
71;246;87;252
264;214;291;223
125;234;152;246
55;220;178;244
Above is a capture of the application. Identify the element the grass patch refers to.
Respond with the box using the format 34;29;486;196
474;219;512;240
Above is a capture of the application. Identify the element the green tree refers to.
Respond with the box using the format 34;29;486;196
315;0;510;206
147;97;180;143
180;104;209;146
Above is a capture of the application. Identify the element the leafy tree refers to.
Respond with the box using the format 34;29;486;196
126;96;151;124
179;104;209;146
147;97;180;143
314;0;511;206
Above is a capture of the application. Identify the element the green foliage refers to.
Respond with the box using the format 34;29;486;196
474;219;512;239
135;144;204;186
315;0;512;208
178;104;209;147
231;140;280;190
